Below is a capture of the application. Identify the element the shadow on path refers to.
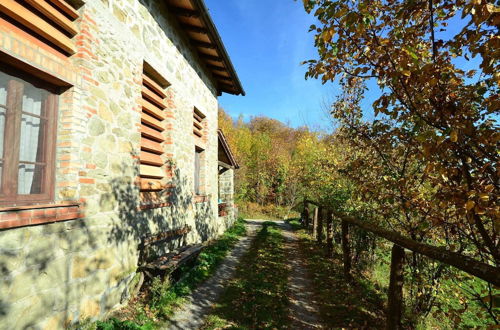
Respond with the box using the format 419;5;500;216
281;222;325;329
166;221;261;329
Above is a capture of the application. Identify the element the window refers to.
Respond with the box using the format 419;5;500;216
193;107;205;138
138;63;170;207
193;108;206;197
0;69;58;206
194;147;204;195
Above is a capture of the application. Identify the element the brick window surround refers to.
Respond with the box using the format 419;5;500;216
0;202;83;230
0;66;84;230
0;1;84;230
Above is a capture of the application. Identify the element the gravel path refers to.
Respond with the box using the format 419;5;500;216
281;222;324;329
165;220;262;330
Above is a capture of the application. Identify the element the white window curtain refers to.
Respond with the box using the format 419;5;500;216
18;85;44;194
0;73;8;187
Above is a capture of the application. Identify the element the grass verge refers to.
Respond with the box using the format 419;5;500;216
295;230;386;329
202;222;290;330
285;218;302;231
86;218;247;329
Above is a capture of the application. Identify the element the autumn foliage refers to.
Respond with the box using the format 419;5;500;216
299;0;498;325
302;0;498;265
221;0;498;326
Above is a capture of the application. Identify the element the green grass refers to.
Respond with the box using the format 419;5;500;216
295;230;386;329
88;218;247;329
285;218;302;230
202;222;290;330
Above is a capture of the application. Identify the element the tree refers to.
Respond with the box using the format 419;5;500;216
303;0;499;266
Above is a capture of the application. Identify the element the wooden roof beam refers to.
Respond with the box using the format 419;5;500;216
219;82;235;90
213;73;231;81
192;40;216;49
200;53;222;62
170;7;200;18
207;64;226;72
181;23;207;34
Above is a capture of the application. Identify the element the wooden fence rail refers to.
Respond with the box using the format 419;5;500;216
301;199;499;329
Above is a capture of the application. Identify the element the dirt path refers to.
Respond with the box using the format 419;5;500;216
166;220;324;329
165;220;261;330
281;222;324;329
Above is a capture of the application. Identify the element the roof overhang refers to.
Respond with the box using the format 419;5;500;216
165;0;245;96
218;129;239;171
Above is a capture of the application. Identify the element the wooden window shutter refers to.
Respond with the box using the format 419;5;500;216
193;108;205;138
0;0;80;55
139;64;170;206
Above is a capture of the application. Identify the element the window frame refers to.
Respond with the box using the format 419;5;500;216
0;67;58;207
194;146;204;196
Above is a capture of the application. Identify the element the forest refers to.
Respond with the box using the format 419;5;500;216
219;0;499;327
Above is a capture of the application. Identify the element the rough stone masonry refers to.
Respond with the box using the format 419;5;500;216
0;0;239;328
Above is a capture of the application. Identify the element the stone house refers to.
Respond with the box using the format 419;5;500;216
0;0;243;328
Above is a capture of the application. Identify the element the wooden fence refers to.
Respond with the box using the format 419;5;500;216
302;199;499;330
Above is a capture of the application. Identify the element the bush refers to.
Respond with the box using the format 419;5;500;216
238;202;299;220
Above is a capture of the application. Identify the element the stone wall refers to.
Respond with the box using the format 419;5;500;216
0;0;231;328
218;169;236;226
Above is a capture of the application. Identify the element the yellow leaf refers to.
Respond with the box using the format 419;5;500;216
475;206;486;215
402;70;411;77
486;3;500;13
465;200;475;210
479;193;489;201
450;130;458;142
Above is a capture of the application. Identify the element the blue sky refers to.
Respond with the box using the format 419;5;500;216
204;0;336;129
204;1;488;129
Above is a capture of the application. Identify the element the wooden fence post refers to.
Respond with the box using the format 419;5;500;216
317;207;324;243
387;244;405;330
341;220;351;280
326;211;333;255
303;202;310;228
312;207;319;239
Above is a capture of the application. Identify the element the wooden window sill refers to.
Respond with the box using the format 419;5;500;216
139;202;172;210
194;195;208;203
0;202;83;230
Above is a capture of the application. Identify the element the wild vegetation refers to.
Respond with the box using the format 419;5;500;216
80;219;246;329
219;0;498;327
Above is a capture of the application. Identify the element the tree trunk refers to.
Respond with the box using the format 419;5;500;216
312;207;318;239
303;203;310;228
341;220;351;280
387;244;405;330
326;211;333;256
317;207;324;243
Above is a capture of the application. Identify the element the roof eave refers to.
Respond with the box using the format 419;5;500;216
165;0;245;96
193;0;245;96
218;129;240;169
